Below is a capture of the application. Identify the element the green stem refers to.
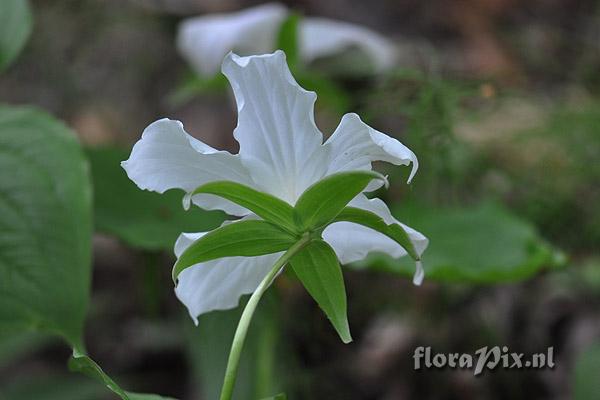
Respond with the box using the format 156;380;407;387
219;234;311;400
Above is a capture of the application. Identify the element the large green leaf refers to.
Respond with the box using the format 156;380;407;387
189;181;297;234
294;171;385;231
333;206;419;260
355;201;562;283
87;147;225;250
0;105;92;349
173;220;297;281
290;240;351;343
69;350;177;400
0;0;32;71
573;342;600;400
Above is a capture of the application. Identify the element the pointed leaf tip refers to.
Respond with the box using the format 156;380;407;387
290;240;352;343
295;170;387;231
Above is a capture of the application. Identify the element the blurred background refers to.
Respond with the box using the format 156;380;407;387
0;0;599;399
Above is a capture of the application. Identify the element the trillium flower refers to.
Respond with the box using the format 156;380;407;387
177;2;397;77
122;51;427;323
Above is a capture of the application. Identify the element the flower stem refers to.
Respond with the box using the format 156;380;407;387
219;233;311;400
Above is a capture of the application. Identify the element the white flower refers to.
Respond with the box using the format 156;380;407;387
177;3;287;77
122;51;427;323
299;17;397;72
177;3;397;77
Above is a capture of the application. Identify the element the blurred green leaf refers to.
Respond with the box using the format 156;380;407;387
294;171;385;231
187;293;284;400
290;240;351;343
0;374;106;400
167;73;228;107
0;105;92;349
573;342;600;400
87;147;225;250
276;14;300;70
297;71;350;114
190;181;297;234
260;394;287;400
355;201;562;283
173;220;297;281
69;350;177;400
0;0;32;71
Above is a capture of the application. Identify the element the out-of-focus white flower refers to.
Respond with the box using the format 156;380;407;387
122;51;426;323
299;17;397;72
177;3;398;77
177;3;288;76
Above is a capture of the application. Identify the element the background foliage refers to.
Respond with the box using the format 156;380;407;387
0;0;599;399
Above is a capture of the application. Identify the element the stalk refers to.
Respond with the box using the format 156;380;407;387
219;233;311;400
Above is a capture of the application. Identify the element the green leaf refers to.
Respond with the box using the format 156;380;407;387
294;171;386;231
87;147;226;250
290;240;352;343
260;394;287;400
276;13;300;70
355;201;563;283
189;181;297;234
69;350;177;400
333;206;419;260
573;342;600;400
68;350;128;399
0;0;32;71
0;105;92;349
297;71;350;114
168;73;228;107
173;220;297;281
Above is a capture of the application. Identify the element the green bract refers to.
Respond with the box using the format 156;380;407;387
173;220;298;282
174;171;398;341
290;239;351;343
293;170;387;231
187;180;297;234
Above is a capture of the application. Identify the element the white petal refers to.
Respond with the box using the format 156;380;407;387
300;17;397;72
173;231;281;323
177;3;288;76
222;51;328;203
323;221;406;264
322;195;428;283
324;113;418;185
121;118;255;216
